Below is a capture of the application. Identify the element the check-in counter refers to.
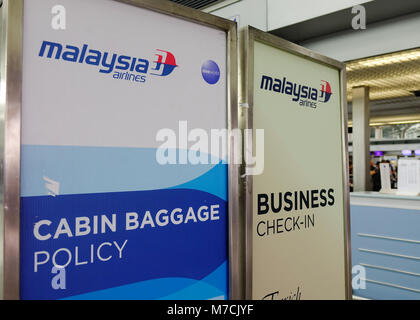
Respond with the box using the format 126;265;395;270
350;192;420;299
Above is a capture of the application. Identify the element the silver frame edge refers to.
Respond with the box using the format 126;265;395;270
2;0;23;300
340;68;353;300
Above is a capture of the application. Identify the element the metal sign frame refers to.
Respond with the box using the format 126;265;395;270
0;0;239;300
240;26;352;300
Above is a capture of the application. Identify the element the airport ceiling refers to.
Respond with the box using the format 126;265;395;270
169;0;420;104
168;0;220;10
346;48;420;101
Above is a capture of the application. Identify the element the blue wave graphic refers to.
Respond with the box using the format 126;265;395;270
172;162;227;201
159;262;227;300
21;145;225;197
158;280;224;300
63;262;227;300
200;261;228;294
64;278;198;300
21;188;228;300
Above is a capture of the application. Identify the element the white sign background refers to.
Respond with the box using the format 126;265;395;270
251;40;347;300
22;0;227;149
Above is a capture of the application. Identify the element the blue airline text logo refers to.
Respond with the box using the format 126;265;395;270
260;75;333;108
38;41;178;83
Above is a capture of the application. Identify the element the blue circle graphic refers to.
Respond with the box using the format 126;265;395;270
201;60;220;85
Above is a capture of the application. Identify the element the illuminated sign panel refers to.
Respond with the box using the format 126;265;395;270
19;0;232;300
244;29;350;300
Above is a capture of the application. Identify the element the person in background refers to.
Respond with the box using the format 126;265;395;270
387;160;398;189
371;160;381;191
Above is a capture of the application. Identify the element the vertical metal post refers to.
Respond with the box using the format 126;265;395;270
352;86;371;191
340;70;353;300
0;0;4;301
227;20;241;301
375;127;383;140
1;0;23;300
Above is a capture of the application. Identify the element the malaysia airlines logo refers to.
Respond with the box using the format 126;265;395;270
38;40;178;84
151;49;178;77
319;80;332;103
260;74;333;109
